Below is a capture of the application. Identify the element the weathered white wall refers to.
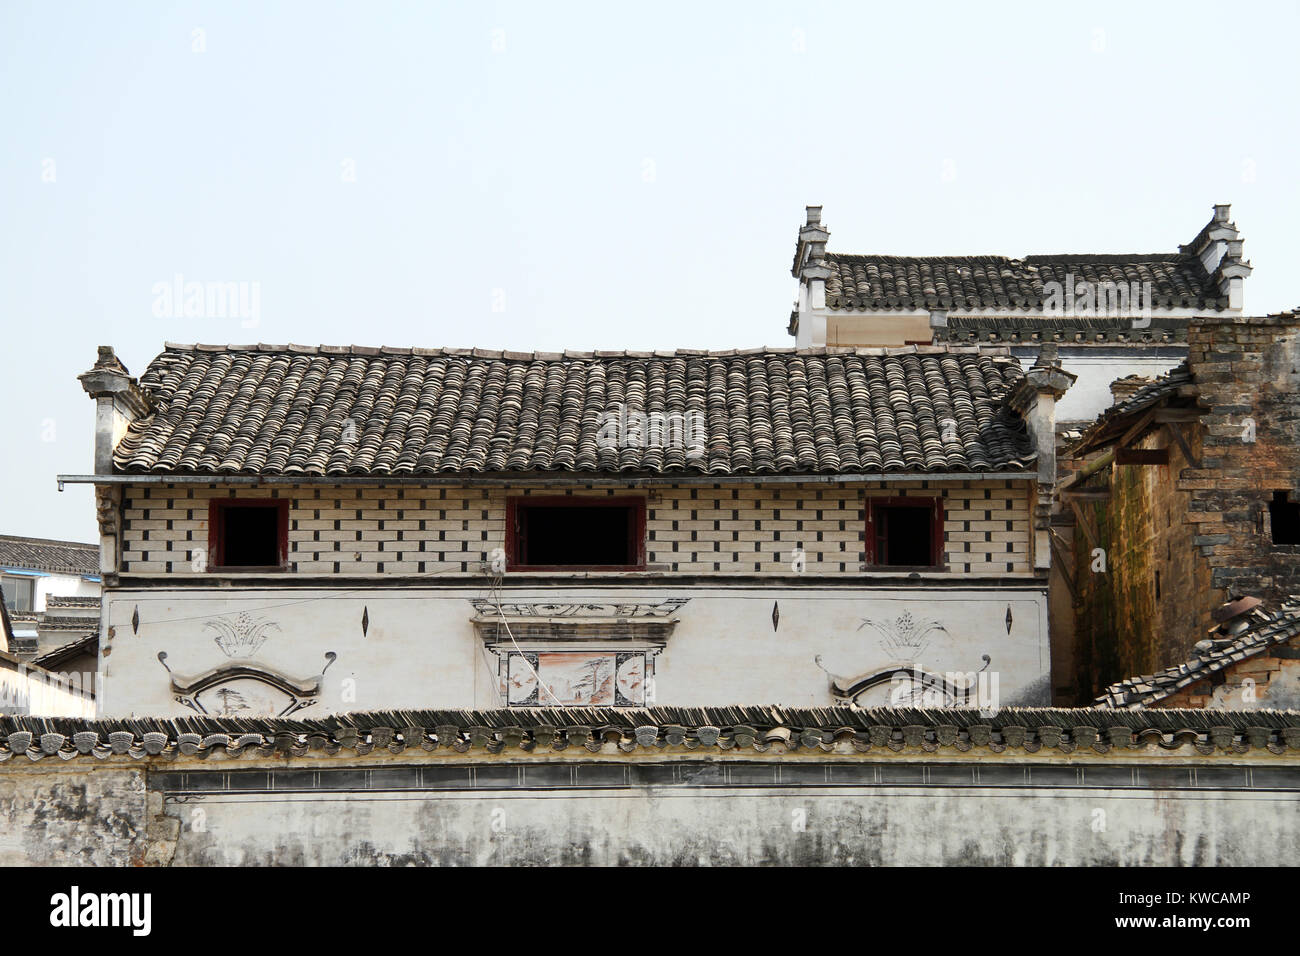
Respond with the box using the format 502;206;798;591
117;480;1035;577
97;585;1049;716
0;764;146;866
0;571;98;613
1027;354;1184;424
0;655;97;717
4;756;1295;866
33;572;100;612
166;778;1298;867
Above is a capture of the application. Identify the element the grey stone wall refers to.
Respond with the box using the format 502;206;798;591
0;764;148;866
2;757;1297;866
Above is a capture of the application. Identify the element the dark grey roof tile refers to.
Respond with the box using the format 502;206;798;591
0;536;99;575
1096;597;1300;709
825;253;1224;312
114;345;1035;477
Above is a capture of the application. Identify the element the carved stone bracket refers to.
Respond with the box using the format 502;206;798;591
94;484;121;538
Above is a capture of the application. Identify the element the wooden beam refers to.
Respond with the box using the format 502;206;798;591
1048;531;1078;603
1115;447;1169;465
1163;421;1202;469
1060;489;1111;500
1060;448;1115;491
1153;407;1203;423
1118;409;1158;449
1069;498;1099;550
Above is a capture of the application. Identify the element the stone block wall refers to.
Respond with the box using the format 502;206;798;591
1072;428;1207;698
1070;314;1300;703
1182;315;1300;623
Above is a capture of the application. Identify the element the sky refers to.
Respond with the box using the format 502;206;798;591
2;0;1297;542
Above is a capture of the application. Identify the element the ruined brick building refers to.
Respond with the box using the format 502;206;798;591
1064;311;1300;706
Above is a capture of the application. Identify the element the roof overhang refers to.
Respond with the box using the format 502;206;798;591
59;470;1038;489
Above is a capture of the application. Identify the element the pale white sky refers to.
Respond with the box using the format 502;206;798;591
3;0;1297;541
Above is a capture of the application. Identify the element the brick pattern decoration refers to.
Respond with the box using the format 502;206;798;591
117;480;1033;576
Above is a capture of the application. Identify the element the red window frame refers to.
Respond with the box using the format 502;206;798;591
505;496;646;571
207;499;290;571
864;496;945;570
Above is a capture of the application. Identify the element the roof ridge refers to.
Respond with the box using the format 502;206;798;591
827;253;1020;262
825;251;1193;263
0;534;98;550
156;343;1012;360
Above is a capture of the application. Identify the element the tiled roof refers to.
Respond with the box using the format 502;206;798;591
32;634;98;670
824;253;1224;312
1071;361;1195;454
2;706;1298;761
36;617;98;632
0;535;98;575
935;315;1188;346
45;595;100;608
1096;598;1300;709
112;344;1036;477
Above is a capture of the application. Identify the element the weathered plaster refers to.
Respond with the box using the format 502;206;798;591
4;753;1296;866
0;764;147;866
98;585;1050;715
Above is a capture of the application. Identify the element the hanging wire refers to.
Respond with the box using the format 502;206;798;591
488;570;562;706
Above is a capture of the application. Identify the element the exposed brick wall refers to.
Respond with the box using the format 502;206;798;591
1072;427;1207;700
118;479;1033;577
1071;315;1300;704
1183;315;1300;617
1155;648;1300;710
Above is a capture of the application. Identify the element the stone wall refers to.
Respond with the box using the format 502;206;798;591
1070;315;1300;702
1182;315;1300;621
0;763;149;866
1072;427;1206;698
117;479;1033;578
1;753;1297;866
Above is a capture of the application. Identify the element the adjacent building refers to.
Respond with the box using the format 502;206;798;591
66;339;1072;717
0;582;96;718
1063;311;1300;703
0;534;101;659
788;204;1250;426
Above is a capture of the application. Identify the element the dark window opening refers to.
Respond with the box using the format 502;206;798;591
1270;491;1300;545
867;497;943;569
210;500;288;569
1;576;35;612
509;498;644;569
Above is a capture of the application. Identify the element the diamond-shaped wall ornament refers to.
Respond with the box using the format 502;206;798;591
771;601;780;632
361;606;369;638
131;605;140;635
1005;605;1013;634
